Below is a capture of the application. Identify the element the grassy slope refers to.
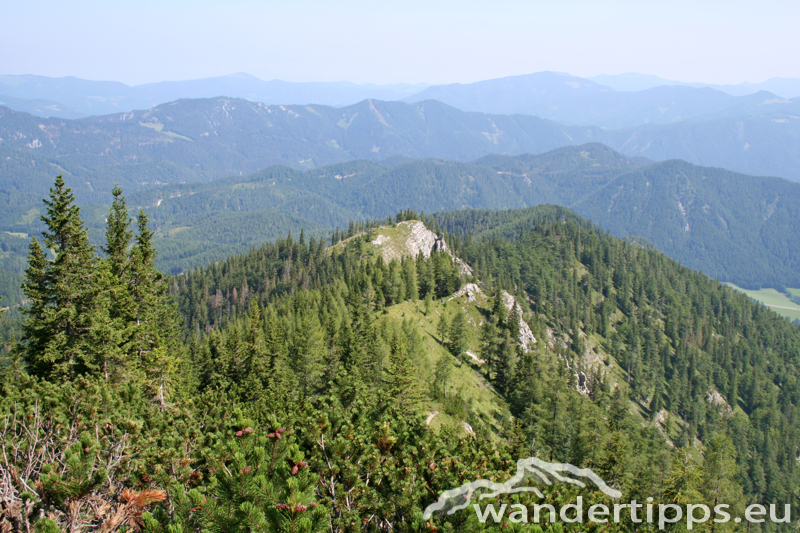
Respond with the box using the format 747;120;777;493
334;223;510;437
383;294;510;438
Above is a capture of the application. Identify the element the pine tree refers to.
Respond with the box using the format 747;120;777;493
103;183;133;279
448;309;468;356
382;331;421;413
127;210;182;405
22;175;105;379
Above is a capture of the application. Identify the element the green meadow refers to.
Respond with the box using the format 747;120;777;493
725;283;800;322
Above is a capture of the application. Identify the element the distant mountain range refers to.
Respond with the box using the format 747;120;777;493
2;94;799;212
589;72;800;98
404;72;800;129
3;71;800;128
0;73;429;118
0;98;598;205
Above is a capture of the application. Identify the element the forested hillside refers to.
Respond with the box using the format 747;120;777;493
2;93;799;213
0;99;596;206
2;178;799;531
3;144;800;319
119;144;800;290
113;144;800;291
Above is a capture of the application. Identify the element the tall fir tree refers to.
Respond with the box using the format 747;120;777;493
448;309;469;356
103;183;133;279
99;183;135;381
22;176;106;378
127;210;183;405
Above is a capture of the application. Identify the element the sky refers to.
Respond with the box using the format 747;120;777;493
2;0;799;86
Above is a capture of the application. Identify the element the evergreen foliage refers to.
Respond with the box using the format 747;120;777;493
5;187;800;531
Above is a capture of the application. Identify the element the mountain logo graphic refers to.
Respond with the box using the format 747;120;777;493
423;456;622;519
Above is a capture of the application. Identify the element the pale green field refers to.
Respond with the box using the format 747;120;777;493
724;283;800;322
139;121;164;132
166;226;189;236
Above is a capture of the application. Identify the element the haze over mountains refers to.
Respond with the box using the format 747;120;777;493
403;72;800;128
0;73;429;118
588;72;800;97
3;70;800;184
4;71;800;121
3;70;800;309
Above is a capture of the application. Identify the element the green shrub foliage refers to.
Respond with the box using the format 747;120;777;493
2;179;799;532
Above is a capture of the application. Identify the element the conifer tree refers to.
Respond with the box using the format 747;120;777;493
382;331;421;413
22;175;106;378
103;183;133;279
127;210;182;404
96;184;137;381
492;291;507;325
480;319;499;367
437;313;449;348
702;433;745;531
433;354;452;399
448;309;469;356
290;309;325;397
494;331;516;394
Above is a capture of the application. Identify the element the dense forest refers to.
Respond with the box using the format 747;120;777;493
1;179;800;531
5;143;800;318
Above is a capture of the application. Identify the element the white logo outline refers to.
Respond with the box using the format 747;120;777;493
423;456;622;519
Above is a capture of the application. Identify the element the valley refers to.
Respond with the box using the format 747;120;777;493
3;68;800;531
725;283;800;322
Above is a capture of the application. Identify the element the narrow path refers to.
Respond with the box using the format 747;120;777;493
764;304;800;311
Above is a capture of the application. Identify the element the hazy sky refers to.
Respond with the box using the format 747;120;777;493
2;0;798;86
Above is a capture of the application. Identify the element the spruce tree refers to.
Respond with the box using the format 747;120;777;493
448;309;469;356
22;175;105;379
382;331;421;413
103;183;133;279
494;331;516;394
127;210;182;404
99;184;136;381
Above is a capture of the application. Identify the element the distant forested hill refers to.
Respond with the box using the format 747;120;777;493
3;143;800;313
119;144;800;289
2;94;800;213
0;99;597;206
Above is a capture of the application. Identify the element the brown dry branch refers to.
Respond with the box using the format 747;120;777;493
0;401;150;532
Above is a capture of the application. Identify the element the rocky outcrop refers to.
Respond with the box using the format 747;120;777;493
370;221;473;275
500;290;537;352
448;283;482;302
